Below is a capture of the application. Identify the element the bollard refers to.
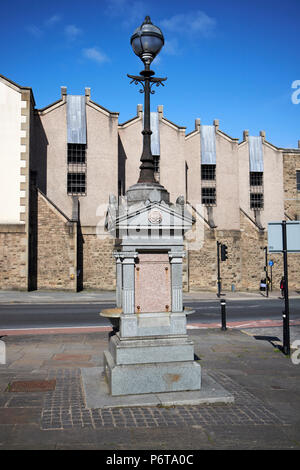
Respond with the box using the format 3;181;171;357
282;312;290;356
220;299;227;331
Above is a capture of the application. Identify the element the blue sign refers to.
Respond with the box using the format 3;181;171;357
268;260;274;267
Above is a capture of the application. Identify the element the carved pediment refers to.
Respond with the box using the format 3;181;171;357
105;193;195;235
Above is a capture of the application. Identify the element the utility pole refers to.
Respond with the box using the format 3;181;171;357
282;221;290;356
217;241;221;298
264;246;269;297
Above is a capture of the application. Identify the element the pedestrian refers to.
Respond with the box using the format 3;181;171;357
260;278;266;292
280;277;285;298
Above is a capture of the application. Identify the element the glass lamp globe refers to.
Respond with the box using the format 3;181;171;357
130;16;164;66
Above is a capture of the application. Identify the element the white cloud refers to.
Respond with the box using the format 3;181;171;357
105;0;128;16
26;25;43;37
163;38;182;56
105;0;147;28
65;24;82;41
26;14;62;38
82;47;110;64
45;15;62;27
160;10;216;38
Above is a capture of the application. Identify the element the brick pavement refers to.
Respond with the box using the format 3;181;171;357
38;368;286;431
0;328;299;449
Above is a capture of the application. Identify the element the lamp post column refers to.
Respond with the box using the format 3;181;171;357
138;66;155;184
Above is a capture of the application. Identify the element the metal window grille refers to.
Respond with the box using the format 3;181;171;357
250;192;264;209
297;171;300;192
201;164;216;181
250;172;263;186
202;187;216;206
67;144;87;196
153;155;160;182
67;144;86;164
67;173;86;195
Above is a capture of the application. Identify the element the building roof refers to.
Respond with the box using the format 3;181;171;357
0;73;36;106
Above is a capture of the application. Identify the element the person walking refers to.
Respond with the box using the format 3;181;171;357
280;277;285;298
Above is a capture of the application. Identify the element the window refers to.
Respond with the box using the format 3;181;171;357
297;171;300;192
67;144;87;196
202;187;216;206
201;164;216;206
250;172;263;186
249;171;264;209
201;164;216;181
67;173;86;195
153;155;160;182
67;144;86;164
250;192;264;209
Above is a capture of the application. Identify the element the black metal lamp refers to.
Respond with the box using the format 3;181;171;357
128;16;167;184
130;16;164;67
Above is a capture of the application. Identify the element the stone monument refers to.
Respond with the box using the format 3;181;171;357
102;185;201;396
101;16;201;396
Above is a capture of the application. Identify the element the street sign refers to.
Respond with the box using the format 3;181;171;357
268;221;300;252
268;260;274;267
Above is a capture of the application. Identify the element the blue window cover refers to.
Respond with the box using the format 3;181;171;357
249;136;263;172
200;125;216;164
67;95;87;144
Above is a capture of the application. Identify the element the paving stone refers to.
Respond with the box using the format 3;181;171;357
0;408;41;425
52;354;91;362
0;328;299;449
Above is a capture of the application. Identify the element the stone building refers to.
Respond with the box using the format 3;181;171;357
0;73;299;292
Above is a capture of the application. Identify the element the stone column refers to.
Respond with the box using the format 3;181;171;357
114;252;122;308
120;251;137;314
169;251;185;312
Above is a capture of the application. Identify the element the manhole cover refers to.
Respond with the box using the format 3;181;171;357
6;379;56;392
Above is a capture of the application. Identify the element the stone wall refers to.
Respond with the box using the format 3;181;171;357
82;231;115;290
188;226;242;292
186;209;300;293
239;210;266;291
283;152;300;220
37;191;77;290
0;226;27;290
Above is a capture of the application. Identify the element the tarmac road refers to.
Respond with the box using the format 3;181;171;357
0;298;299;331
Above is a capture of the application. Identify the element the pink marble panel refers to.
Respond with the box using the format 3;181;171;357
135;253;171;313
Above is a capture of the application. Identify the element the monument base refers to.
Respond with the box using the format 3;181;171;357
81;367;234;408
104;350;201;396
104;329;201;396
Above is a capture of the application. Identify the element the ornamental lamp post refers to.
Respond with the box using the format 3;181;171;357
128;16;167;184
101;17;202;397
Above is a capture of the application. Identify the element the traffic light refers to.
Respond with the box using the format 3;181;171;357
221;244;228;261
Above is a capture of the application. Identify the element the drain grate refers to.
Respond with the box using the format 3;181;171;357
6;379;56;393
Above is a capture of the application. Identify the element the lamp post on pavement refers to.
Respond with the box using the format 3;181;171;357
128;16;167;184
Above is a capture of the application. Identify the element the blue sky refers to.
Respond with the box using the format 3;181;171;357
1;0;299;148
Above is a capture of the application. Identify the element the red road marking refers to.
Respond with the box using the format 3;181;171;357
0;326;111;336
187;319;300;329
0;319;300;336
